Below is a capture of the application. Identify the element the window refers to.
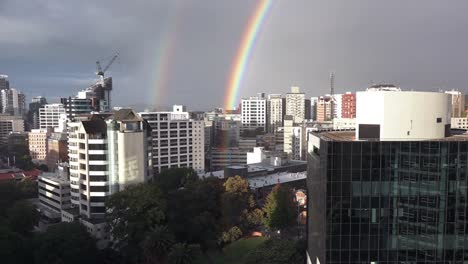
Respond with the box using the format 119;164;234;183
437;117;442;123
89;165;107;171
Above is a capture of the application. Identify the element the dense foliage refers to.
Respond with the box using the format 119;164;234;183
263;184;298;230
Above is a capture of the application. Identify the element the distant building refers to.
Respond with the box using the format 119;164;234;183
7;132;29;158
241;95;267;132
341;92;356;118
28;128;52;163
46;132;68;171
310;97;318;121
452;117;468;129
0;114;24;146
1;88;25;116
211;148;248;170
28;96;47;129
316;95;332;122
285;86;305;123
39;104;66;129
139;105;205;174
332;118;356;130
445;90;465;118
0;75;9;90
282;115;304;160
266;94;283;133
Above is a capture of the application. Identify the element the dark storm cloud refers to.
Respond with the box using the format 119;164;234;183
1;0;468;110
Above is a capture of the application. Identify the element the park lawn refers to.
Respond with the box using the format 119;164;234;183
195;237;267;264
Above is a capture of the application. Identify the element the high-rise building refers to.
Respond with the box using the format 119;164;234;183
304;98;311;120
282;115;303;160
266;94;283;133
0;75;9;90
333;93;343;119
139;105;205;174
0;114;24;146
67;109;152;223
1;88;25;116
39;103;66;129
28;96;47;129
285;86;305;123
316;95;333;121
341;92;356;118
445;89;465;118
310;97;318;121
306;90;465;264
28;128;52;163
241;95;267;132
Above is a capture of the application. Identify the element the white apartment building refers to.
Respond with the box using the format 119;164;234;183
286;86;305;124
38;173;71;219
241;96;266;131
445;90;466;118
267;94;283;133
68;109;152;222
40;103;66;129
333;94;343;119
28;128;51;162
139;105;205;174
282;115;303;160
0;88;25;116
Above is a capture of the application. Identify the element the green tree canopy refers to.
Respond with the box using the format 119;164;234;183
33;222;99;264
155;168;198;192
7;200;39;236
106;183;166;246
244;238;305;264
263;184;297;230
224;176;249;194
141;225;175;264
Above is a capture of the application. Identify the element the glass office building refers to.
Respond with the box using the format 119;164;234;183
307;131;468;264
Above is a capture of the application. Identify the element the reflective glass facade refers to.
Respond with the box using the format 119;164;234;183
308;139;468;264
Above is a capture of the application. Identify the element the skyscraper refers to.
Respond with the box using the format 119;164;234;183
306;89;468;263
316;95;333;122
28;96;47;129
39;103;66;129
285;86;305;123
1;88;25;116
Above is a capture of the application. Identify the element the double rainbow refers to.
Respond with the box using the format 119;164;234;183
224;0;273;110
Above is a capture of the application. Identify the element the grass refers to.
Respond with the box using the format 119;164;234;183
195;237;267;264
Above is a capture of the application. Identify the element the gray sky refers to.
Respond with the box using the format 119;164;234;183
2;0;468;110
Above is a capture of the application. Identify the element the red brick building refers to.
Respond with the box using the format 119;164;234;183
341;92;356;118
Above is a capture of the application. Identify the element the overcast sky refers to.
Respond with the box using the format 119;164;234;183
2;0;468;110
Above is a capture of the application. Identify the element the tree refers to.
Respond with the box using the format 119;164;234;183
7;200;39;236
244;238;304;264
155;168;198;192
0;223;33;264
33;222;99;264
263;185;297;230
221;226;243;243
167;243;200;264
244;208;265;227
224;175;249;193
106;183;166;250
141;225;175;264
17;179;38;198
15;155;35;171
37;164;49;172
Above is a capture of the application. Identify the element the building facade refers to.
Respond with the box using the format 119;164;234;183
445;90;465;118
28;128;51;163
67;109;152;221
0;114;24;146
241;96;267;132
38;173;71;219
285;86;305;123
317;95;333;122
47;132;68;171
139;105;205;174
341;92;356;118
306;90;466;264
28;96;47;129
267;94;283;133
39;103;66;129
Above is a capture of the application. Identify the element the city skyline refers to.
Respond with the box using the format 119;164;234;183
2;0;468;110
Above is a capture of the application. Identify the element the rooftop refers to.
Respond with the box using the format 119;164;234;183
312;129;468;142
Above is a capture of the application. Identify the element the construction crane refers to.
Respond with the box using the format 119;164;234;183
96;53;118;85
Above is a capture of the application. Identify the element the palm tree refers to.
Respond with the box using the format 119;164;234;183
141;225;175;264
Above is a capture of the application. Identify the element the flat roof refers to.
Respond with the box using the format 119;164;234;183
312;129;468;142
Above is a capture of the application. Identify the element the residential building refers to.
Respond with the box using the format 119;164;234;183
285;86;305;123
38;173;71;220
210;148;248;170
310;97;318;121
28;128;52;163
445;89;466;117
341;92;356;118
46;132;68;171
241;95;266;132
39;103;66;129
333;93;343;119
267;94;283;133
306;90;461;264
305;98;311;120
0;114;24;146
67;109;152;226
0;74;9;90
451;117;468;129
139;105;205;174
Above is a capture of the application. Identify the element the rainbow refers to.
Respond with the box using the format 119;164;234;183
224;0;273;110
152;3;183;109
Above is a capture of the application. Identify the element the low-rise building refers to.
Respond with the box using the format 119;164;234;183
38;173;71;220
